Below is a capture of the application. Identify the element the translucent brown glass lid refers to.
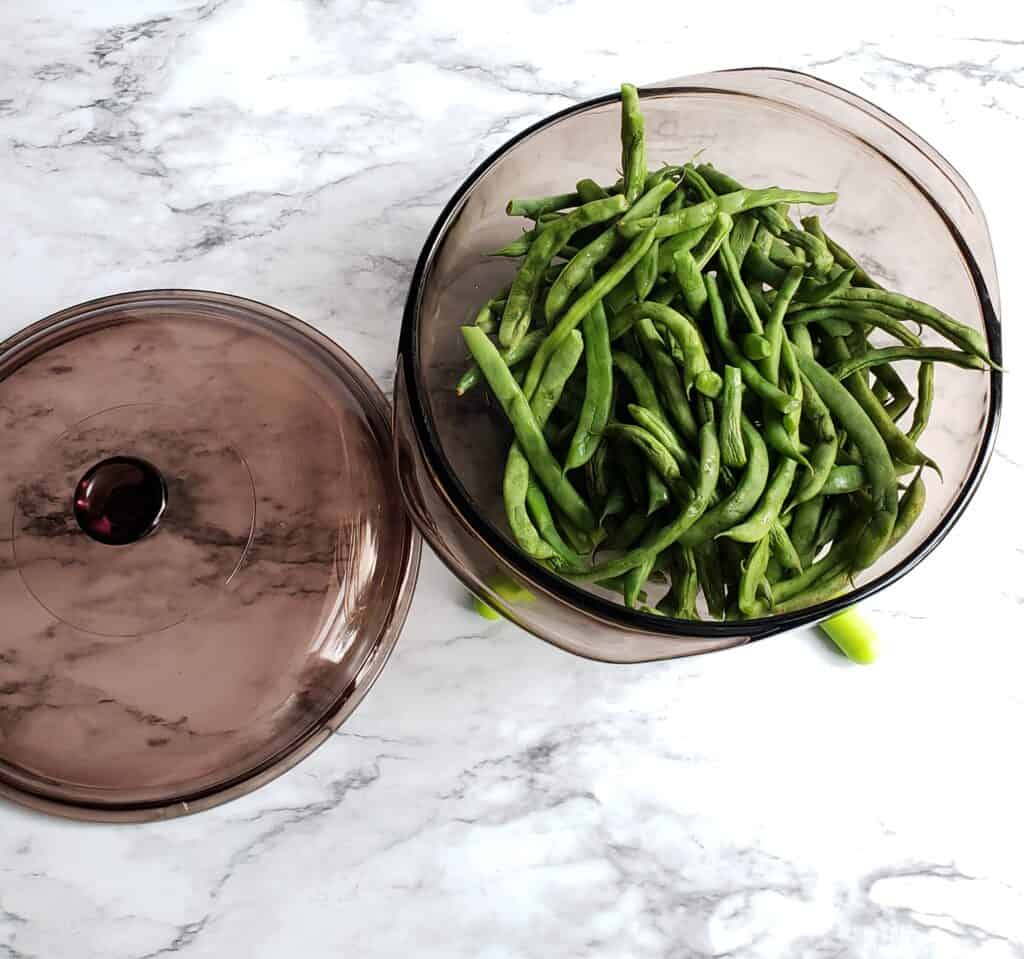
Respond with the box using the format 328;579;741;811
0;291;419;821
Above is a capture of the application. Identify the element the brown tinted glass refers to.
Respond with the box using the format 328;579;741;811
397;68;1001;662
0;291;419;821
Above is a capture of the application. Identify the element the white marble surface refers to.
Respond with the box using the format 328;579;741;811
2;1;1023;956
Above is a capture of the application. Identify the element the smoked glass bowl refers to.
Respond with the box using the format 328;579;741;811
395;68;1002;663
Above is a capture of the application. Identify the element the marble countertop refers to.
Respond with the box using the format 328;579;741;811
2;1;1022;956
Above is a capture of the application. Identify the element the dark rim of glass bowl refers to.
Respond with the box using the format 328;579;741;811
399;73;1003;641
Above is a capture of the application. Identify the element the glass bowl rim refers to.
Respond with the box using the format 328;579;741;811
400;69;1003;641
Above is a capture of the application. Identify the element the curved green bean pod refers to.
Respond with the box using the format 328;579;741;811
801;216;883;290
565;283;613;471
627;403;699;481
635;317;698;442
456;328;545;396
619;187;837;240
620;83;646;204
888;468;926;550
675;419;766;549
610;301;713;400
719;366;746;468
503;331;583;560
606;423;682;488
738;536;773;617
522;227;656;402
706;273;798;415
545;178;678;322
463;326;596;532
792;345;896;505
646;466;672;515
825;288;994;363
769;521;803;573
720;458;798;543
908;362;934;442
500;194;628;348
613;350;665;420
831;346;986;382
525;478;587;569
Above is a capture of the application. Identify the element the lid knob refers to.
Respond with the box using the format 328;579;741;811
73;456;167;546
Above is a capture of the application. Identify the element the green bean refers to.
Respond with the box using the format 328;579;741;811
788;381;838;510
751;566;853;616
491;232;538;257
778;228;834;277
522;227;656;401
786;305;922;347
763;266;803;384
695;370;723;398
888;468;926;550
623;553;656;609
738;536;772;617
565;284;614;471
659;546;700;619
605;509;650;551
634;238;660;300
605;423;683;490
646;466;672;515
872;363;912;422
719;237;765;335
828;337;938;476
792;344;896;505
792;268;854;305
801;216;883;290
600;481;627;525
706;273;798;415
853;484;899;571
501;195;628;348
463;326;596;531
506;192;580;219
908;362;934;442
770;521;803;573
674;418;765;549
604;277;637;317
456;329;546;396
691;213;734;270
761;337;810;469
619;187;837;240
790;495;825;569
720;458;798;543
825;288;994;363
545;178;678;322
627;403;699;481
620;83;646;204
719;366;746;468
611;301;713;400
656;225;711;273
634;317;699;442
576;178;609;203
821;464;867;495
673;248;707;316
613;350;665;421
694;540;727;620
577;424;721;581
729;213;759;269
742;333;771;361
616;443;647;506
525;478;587;569
577;492;709;582
502;331;584;560
831;346;986;382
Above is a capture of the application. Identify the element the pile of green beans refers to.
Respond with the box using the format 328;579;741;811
457;83;996;620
